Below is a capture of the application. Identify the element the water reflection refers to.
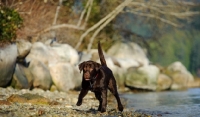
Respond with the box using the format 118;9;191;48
122;88;200;117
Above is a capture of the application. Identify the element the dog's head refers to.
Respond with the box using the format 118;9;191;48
78;60;101;81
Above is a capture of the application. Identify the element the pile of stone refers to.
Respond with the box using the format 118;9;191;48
0;39;198;92
0;39;81;92
0;87;132;117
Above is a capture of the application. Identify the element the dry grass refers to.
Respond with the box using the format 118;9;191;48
5;0;81;47
1;0;116;49
15;1;56;39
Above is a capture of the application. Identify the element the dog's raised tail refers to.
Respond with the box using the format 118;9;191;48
98;41;107;66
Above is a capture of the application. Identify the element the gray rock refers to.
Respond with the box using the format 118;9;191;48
167;61;194;90
51;43;79;65
16;42;54;90
15;52;52;90
0;44;18;87
44;38;59;46
24;42;81;91
114;58;140;69
21;64;34;88
26;42;58;66
12;64;29;89
125;65;160;91
113;67;126;89
49;62;81;92
78;52;92;64
157;74;172;91
107;42;149;68
16;39;32;58
29;59;52;90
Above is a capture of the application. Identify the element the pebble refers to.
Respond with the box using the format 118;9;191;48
0;87;152;117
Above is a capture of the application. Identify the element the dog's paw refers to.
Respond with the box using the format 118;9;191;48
118;105;124;112
76;100;82;106
97;108;101;111
100;107;106;113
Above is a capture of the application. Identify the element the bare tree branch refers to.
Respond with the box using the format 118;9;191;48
35;0;92;40
77;0;91;27
87;0;126;51
75;0;132;49
84;0;93;27
53;0;62;25
127;10;180;27
75;0;200;50
129;2;200;19
177;1;200;6
14;0;198;50
36;24;84;39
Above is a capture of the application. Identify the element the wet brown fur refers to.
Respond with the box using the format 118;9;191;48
76;41;123;112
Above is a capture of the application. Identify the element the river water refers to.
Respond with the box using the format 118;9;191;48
122;88;200;117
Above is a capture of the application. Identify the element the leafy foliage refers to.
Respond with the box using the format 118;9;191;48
189;32;200;75
148;29;192;69
0;6;23;43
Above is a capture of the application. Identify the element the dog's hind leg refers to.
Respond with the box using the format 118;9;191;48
101;89;108;112
108;78;124;112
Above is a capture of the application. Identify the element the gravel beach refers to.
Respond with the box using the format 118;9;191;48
0;87;144;117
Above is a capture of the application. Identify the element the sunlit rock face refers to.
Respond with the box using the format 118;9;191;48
0;44;18;87
125;65;160;91
167;61;194;90
107;42;149;69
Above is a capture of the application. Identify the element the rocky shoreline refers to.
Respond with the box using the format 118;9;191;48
0;87;152;117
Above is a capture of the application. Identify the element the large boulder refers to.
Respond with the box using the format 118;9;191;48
107;42;149;69
113;67;126;89
11;64;29;89
0;44;18;87
125;65;160;91
49;62;82;92
114;58;140;69
29;59;52;90
51;43;79;65
13;59;53;90
26;42;59;67
166;61;194;90
157;73;172;91
16;39;32;58
88;49;99;61
78;51;92;64
27;42;79;66
16;42;80;91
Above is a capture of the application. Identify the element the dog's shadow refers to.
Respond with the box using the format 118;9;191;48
72;107;98;114
72;107;123;116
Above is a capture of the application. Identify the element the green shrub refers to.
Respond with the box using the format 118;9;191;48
0;6;23;43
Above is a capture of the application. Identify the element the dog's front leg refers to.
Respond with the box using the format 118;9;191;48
94;91;102;111
76;89;88;106
101;89;107;112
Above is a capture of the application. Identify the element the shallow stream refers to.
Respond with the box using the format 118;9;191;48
122;88;200;117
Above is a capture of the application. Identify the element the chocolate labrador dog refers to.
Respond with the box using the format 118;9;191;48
76;41;123;112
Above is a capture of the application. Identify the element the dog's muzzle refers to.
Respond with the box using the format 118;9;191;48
84;72;91;81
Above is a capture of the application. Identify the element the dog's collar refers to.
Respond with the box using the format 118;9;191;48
92;74;98;80
89;74;98;89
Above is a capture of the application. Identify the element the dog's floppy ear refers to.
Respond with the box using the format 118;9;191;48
78;62;85;73
95;63;101;71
